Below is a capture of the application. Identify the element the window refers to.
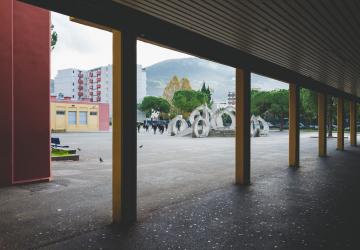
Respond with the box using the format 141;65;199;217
56;110;65;115
79;111;88;125
90;112;97;116
68;111;77;125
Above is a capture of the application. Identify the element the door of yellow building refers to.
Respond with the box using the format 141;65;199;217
55;109;66;130
67;108;77;131
88;108;99;130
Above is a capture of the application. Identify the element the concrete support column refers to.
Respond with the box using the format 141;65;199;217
318;93;327;157
337;97;344;151
289;84;300;167
235;68;251;185
112;30;137;224
350;101;357;146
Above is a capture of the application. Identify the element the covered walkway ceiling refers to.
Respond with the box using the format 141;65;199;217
115;0;360;98
22;0;360;100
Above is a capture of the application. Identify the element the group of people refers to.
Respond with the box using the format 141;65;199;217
137;120;169;135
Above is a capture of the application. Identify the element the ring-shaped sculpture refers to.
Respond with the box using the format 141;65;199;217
211;106;236;130
189;104;211;125
192;116;210;138
256;116;269;136
251;115;261;137
169;115;188;136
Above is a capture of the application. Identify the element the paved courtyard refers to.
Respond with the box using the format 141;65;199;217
0;131;359;249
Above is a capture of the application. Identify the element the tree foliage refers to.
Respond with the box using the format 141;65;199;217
139;96;170;117
200;82;213;107
172;90;208;113
251;89;289;129
300;88;317;125
250;88;344;134
51;24;58;51
162;76;192;103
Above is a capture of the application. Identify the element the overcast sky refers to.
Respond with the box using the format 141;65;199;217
51;12;193;78
51;12;286;90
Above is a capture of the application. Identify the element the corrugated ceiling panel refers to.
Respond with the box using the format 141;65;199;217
114;0;360;97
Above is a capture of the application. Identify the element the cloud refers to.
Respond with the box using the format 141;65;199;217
137;41;193;68
51;12;112;78
251;74;288;90
51;12;287;92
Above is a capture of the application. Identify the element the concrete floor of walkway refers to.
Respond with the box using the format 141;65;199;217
0;131;359;249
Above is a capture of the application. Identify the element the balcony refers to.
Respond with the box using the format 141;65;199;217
96;70;101;76
78;79;83;84
96;78;101;83
96;84;101;89
89;78;93;83
97;97;101;102
78;73;83;78
89;72;93;77
78;92;83;97
97;91;101;95
78;86;83;90
90;92;93;96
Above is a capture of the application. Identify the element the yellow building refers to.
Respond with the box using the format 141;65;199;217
51;97;109;132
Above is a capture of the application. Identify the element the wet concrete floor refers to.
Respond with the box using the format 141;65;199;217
0;131;359;249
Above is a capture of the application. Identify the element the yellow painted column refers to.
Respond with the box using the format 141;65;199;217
112;30;122;224
318;93;327;157
69;18;137;224
289;84;300;167
350;101;357;146
235;68;251;185
337;97;344;151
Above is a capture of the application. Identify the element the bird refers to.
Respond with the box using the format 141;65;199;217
77;148;81;151
139;145;143;148
99;157;103;163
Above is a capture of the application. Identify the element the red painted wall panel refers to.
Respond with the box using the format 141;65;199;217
0;0;13;187
99;103;110;131
12;2;50;183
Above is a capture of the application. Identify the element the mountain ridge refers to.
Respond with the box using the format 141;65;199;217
145;58;287;101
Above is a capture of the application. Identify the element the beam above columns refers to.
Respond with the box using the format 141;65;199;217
337;97;344;151
318;93;327;157
235;68;251;185
289;84;300;167
112;30;137;224
350;101;357;147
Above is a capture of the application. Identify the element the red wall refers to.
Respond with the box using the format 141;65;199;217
0;0;14;187
0;0;50;186
99;103;110;131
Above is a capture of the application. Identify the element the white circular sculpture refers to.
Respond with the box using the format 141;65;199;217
251;115;260;137
250;115;269;137
169;115;188;136
189;104;211;125
211;106;236;130
192;116;210;138
168;104;270;138
256;116;270;136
